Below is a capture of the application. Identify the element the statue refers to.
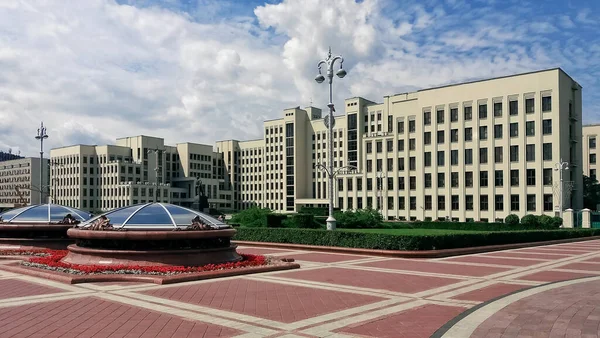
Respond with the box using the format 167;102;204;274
88;215;112;230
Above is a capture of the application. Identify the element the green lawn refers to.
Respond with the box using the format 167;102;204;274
340;228;489;236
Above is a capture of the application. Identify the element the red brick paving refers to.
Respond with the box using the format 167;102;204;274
338;304;465;338
236;248;295;255
484;251;569;260
0;296;240;338
558;262;600;272
358;259;510;277
140;278;384;323
0;278;64;299
516;248;591;255
443;255;545;267
276;267;461;294
471;280;600;338
292;252;367;263
452;283;528;302
519;270;599;282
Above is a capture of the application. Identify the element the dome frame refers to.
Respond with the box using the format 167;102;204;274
0;204;91;224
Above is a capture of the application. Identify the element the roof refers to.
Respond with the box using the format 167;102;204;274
0;204;91;223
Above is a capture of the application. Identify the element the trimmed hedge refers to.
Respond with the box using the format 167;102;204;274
291;213;318;229
233;228;600;251
385;221;558;231
299;207;340;216
266;214;287;228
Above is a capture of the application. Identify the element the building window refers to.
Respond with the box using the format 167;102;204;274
398;139;404;151
464;106;472;120
494;124;503;139
543;194;553;211
510;122;518;137
366;142;372;154
480;147;488;164
398;196;405;209
438;196;445;210
451;195;459;210
437;110;444;124
590;137;597;149
495;170;503;187
494;102;502;117
425;195;432;209
543;143;552;161
409;120;416;133
527;169;536;186
525;98;535;114
424;152;431;167
465;149;473;165
398;157;404;171
479;126;488;140
424;132;431;145
409;157;416;171
410;196;416;210
387;177;394;190
409;139;416;151
451;129;459;143
495;195;504;211
527;194;536;211
525;121;535;136
542;119;552;135
424;111;431;125
437;130;445;144
438;173;445;188
451;172;459;187
542;96;551;112
398;121;404;134
479;104;487;119
367;178;373;191
543;168;553;185
451;108;458;122
451;150;459;165
509;100;518;115
480;195;489;211
465;127;472;141
510;169;519;186
466;195;473;210
510;145;519;162
437;151;445;166
376;141;383;153
480;171;488;187
591;154;597;164
526;144;535;162
398;177;405;190
591;169;597;181
511;195;519;211
424;173;432;188
465;171;473;187
495;146;503;163
410;176;416;190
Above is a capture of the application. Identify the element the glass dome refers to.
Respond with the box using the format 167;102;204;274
0;204;92;223
79;203;230;230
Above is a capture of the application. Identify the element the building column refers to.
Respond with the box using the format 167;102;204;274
563;208;573;228
582;208;591;228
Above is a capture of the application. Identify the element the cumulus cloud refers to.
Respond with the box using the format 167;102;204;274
0;0;599;157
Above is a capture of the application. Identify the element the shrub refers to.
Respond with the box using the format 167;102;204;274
230;207;272;228
292;213;318;228
521;214;539;227
385;221;554;231
334;208;383;228
552;216;563;228
505;214;520;225
299;207;340;217
234;228;600;251
266;214;287;228
538;215;554;228
424;217;432;222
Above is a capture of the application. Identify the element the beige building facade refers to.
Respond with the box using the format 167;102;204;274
218;68;583;221
0;157;49;209
50;136;232;213
583;124;600;182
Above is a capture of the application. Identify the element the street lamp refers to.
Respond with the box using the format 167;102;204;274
376;171;386;211
554;159;569;219
34;122;48;203
147;149;161;201
315;47;346;231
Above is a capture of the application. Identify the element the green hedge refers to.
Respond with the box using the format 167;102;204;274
299;207;340;216
266;214;287;228
385;221;558;231
233;228;600;251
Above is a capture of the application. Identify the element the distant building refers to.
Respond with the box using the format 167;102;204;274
50;136;232;213
0;157;50;209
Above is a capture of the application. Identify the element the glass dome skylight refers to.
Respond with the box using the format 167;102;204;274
79;203;229;230
0;204;92;223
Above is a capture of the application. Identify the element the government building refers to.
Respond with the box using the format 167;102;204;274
0;156;49;209
51;68;584;221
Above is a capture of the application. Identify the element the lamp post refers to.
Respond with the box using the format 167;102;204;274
376;171;386;211
147;149;161;202
315;47;347;231
34;122;48;203
195;179;203;210
554;159;569;219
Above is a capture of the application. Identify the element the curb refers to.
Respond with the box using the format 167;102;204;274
233;235;600;258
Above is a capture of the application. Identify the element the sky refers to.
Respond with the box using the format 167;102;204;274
1;0;599;157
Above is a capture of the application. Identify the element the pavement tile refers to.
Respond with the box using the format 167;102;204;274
451;283;528;302
291;252;368;263
358;258;510;277
443;255;546;267
0;278;65;299
519;270;600;282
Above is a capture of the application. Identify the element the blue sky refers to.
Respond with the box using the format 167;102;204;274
0;0;599;156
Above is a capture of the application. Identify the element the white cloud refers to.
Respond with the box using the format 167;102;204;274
0;0;599;157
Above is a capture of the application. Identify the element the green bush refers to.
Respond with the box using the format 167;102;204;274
233;228;600;251
538;215;554;228
266;214;287;228
334;208;383;228
552;216;563;227
299;207;340;216
384;221;555;231
230;207;272;228
292;213;318;228
521;214;539;227
505;214;520;225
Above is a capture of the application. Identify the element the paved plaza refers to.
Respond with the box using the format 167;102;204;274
2;241;600;337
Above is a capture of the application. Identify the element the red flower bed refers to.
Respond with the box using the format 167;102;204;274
0;249;52;257
18;250;267;275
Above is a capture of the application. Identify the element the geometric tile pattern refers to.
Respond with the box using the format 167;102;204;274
1;239;600;337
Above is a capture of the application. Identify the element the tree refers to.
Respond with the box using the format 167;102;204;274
583;175;600;210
